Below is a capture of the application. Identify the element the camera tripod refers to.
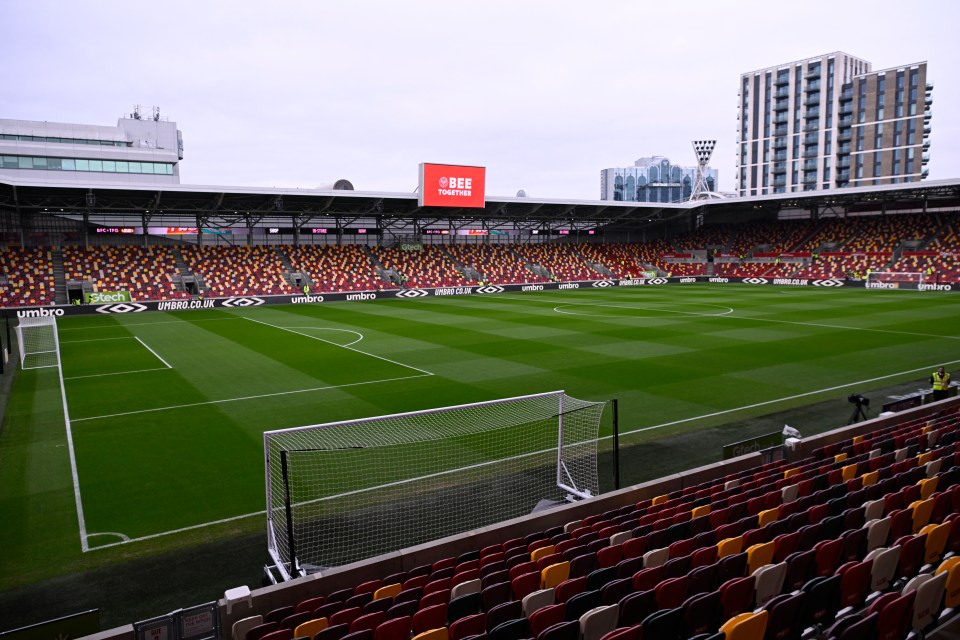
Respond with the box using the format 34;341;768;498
848;401;869;425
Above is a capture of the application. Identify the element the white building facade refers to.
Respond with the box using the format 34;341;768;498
0;109;182;185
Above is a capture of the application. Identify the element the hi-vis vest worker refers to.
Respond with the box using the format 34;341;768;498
931;367;951;402
932;367;950;391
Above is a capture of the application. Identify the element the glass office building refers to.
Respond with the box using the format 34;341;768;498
600;156;717;202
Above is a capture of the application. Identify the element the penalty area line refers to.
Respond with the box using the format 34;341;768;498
64;367;170;380
135;336;173;369
84;510;266;552
71;373;434;423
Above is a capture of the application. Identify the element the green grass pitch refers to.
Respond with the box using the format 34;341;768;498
1;283;958;589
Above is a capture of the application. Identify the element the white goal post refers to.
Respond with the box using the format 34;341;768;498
15;314;61;370
865;271;926;288
264;390;606;581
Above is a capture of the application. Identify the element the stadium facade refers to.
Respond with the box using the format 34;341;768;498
736;52;932;197
599;156;718;203
0;107;182;186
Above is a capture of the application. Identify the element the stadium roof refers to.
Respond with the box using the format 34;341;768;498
1;176;959;234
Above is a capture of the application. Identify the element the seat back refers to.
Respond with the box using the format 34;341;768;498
617;590;656;628
922;521;951;565
654;576;689;610
529;603;566;637
763;591;804;640
876;591;916;640
753;561;786;608
487;617;530;640
564;589;601;622
836;612;877;640
681;590;722;637
555;576;587;604
718;610;768;640
541;562;571;590
536;620;579;640
412;604;447;635
373;617;411;640
868;546;900;592
411;629;447;640
578;605;619;640
449;613;486;640
447;593;482;625
719;575;755;619
864;517;891;552
522;588;556;617
640;607;683;640
940;557;960;608
908;571;947;631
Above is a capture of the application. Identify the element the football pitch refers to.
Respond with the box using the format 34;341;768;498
1;283;959;589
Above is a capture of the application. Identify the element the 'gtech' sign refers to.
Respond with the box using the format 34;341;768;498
84;291;132;304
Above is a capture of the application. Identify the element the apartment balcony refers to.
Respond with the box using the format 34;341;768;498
803;122;820;133
924;110;932;122
803;147;819;159
803;133;819;145
838;101;853;115
773;151;787;162
802;173;818;184
838;88;853;102
773;113;789;125
922;152;930;164
923;140;930;151
922;168;929;179
806;80;821;92
837;144;851;155
773;176;787;187
837;156;851;169
774;75;790;87
773;138;788;150
836;170;850;182
923;124;932;135
837;130;852;143
772;162;787;174
805;94;821;107
803;160;818;172
838;116;853;128
774;87;790;99
773;98;789;112
805;107;820;119
774;125;788;137
805;67;821;80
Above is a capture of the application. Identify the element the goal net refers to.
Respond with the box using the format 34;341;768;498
865;271;926;288
15;315;61;370
264;390;605;580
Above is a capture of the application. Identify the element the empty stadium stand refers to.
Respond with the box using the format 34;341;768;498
0;247;54;306
192;397;960;640
4;210;960;310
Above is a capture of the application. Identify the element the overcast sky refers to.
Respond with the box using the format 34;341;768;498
2;0;958;200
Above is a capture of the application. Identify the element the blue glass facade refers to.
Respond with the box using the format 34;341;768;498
601;157;717;202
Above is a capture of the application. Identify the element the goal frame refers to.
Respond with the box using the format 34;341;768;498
15;314;61;370
865;271;926;288
264;390;604;581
